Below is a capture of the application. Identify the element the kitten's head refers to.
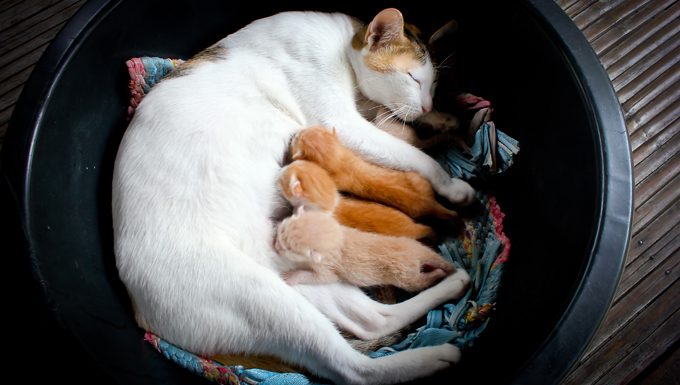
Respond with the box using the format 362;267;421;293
290;126;342;165
274;207;344;267
279;160;338;211
352;8;435;122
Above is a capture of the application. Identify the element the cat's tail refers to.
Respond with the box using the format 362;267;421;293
343;329;404;353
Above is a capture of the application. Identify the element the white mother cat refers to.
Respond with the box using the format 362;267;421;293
113;8;472;385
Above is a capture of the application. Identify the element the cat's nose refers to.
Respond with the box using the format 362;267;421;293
422;105;432;113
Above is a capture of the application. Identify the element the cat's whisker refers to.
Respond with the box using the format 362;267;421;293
375;110;399;128
435;53;454;71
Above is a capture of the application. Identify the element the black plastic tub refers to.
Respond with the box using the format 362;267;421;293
1;1;632;384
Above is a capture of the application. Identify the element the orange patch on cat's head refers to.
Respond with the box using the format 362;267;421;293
352;8;428;73
279;160;338;211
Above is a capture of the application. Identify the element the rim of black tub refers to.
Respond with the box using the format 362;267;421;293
0;1;633;384
510;1;632;384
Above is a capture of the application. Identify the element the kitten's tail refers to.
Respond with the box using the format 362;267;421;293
430;202;459;221
343;329;405;353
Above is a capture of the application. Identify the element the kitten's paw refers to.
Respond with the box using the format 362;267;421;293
417;111;460;132
282;271;300;286
439;178;475;206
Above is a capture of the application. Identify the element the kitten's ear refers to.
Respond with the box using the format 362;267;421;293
427;19;458;57
289;172;303;198
366;8;405;50
309;250;323;263
293;205;305;217
428;20;458;46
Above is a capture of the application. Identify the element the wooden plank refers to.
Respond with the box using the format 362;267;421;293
591;0;676;57
0;25;56;74
603;308;680;385
633;119;679;166
565;0;598;21
630;201;680;261
622;71;680;121
563;272;680;385
631;342;680;385
633;174;680;234
579;0;648;42
619;223;679;301
633;129;680;186
0;1;81;54
0;0;82;43
0;42;51;86
0;85;22;116
0;104;14;128
557;0;579;10
602;2;680;78
573;0;627;32
0;65;33;98
634;153;680;208
0;0;61;32
615;37;680;103
626;87;680;136
0;0;24;14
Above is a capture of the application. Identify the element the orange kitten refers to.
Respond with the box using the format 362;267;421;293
274;208;455;292
290;126;459;220
279;160;433;239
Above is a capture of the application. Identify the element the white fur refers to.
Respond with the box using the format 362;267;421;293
113;10;472;385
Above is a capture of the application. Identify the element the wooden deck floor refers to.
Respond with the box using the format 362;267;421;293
0;1;677;384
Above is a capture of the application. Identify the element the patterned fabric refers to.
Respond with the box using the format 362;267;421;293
127;57;517;385
126;57;184;117
437;93;520;180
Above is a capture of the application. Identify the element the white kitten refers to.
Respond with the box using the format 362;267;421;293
113;8;472;384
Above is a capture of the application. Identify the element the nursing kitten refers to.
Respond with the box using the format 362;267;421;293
279;160;434;239
291;126;460;220
358;96;460;150
274;208;455;292
113;8;472;384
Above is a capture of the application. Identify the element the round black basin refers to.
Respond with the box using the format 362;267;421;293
1;0;632;384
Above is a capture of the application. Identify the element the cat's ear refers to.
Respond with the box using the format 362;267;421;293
365;8;405;51
289;172;304;198
308;249;323;263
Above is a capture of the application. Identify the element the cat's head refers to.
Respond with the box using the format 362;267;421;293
351;8;435;122
279;160;338;211
274;207;343;267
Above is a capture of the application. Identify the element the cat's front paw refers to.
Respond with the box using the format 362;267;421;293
446;269;471;299
439;178;475;206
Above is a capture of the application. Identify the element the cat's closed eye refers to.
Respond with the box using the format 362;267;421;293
407;72;421;86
